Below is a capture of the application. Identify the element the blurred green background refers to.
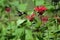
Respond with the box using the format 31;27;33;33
0;0;60;40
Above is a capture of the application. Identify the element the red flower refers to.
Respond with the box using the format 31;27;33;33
41;16;48;23
31;13;35;18
34;6;39;12
26;15;32;21
34;6;47;15
26;13;35;21
5;7;11;12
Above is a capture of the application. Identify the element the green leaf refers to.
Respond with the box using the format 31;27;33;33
7;21;17;31
46;5;54;10
0;37;5;40
10;1;19;6
36;0;44;6
26;20;32;27
15;27;25;37
17;19;26;26
26;0;34;11
35;37;39;40
0;0;4;4
58;25;60;30
0;0;4;6
27;11;33;15
18;3;27;11
25;29;33;40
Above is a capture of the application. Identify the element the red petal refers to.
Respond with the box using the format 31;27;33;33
39;6;47;12
41;16;48;22
5;7;11;12
26;15;32;21
31;13;35;18
34;6;39;12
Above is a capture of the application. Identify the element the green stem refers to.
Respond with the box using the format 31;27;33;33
48;27;49;40
34;0;36;6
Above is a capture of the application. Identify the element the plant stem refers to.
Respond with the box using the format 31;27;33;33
34;0;36;6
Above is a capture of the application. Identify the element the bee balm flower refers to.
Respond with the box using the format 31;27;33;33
5;7;11;12
41;16;48;24
34;6;47;15
26;13;35;21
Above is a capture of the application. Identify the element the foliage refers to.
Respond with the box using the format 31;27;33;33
0;0;60;40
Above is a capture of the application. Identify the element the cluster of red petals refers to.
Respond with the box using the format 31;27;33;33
5;7;11;12
34;6;47;15
41;16;48;23
26;13;35;21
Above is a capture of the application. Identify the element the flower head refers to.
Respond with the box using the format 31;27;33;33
31;13;35;18
34;6;47;15
34;6;39;12
26;13;35;21
5;7;11;12
41;16;48;23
